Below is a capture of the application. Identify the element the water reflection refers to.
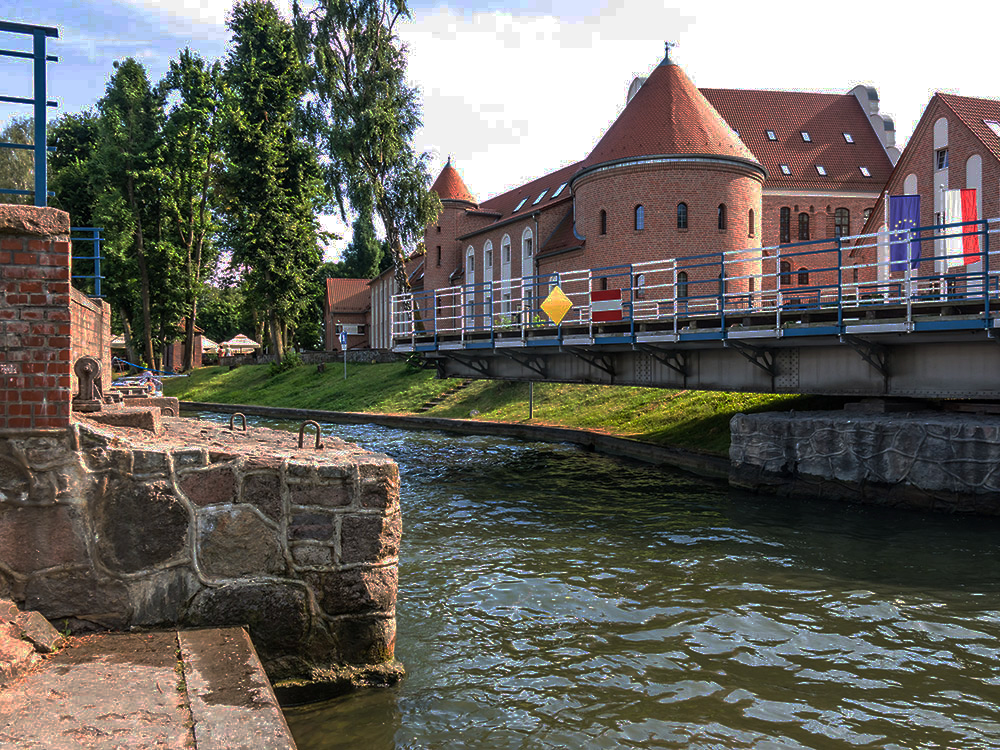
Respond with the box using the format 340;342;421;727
192;413;1000;749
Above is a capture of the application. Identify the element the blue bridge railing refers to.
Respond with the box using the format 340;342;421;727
71;227;104;297
0;20;58;207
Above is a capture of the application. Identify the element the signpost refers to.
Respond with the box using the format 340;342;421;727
339;330;347;379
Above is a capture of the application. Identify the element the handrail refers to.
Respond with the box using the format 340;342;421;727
0;20;59;207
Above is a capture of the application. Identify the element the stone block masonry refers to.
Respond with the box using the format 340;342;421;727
730;411;1000;513
0;415;402;686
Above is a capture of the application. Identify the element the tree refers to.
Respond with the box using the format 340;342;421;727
337;214;383;278
92;58;184;370
219;0;328;361
293;0;441;296
0;116;34;205
160;49;223;370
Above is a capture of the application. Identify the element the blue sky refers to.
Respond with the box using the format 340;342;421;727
3;1;999;257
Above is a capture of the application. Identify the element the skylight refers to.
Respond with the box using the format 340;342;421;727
552;182;567;198
859;166;871;177
843;132;854;143
801;131;811;142
986;120;1000;138
766;130;777;141
513;197;528;212
532;190;547;206
780;164;791;175
816;165;827;176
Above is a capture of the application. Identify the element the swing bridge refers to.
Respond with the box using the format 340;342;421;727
391;217;1000;399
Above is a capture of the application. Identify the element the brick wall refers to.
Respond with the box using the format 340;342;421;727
0;207;73;430
70;287;112;393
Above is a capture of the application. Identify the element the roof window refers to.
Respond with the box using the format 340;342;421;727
843;132;854;143
859;166;871;177
552;182;567;198
780;164;791;175
815;165;827;176
766;130;777;141
513;197;528;212
532;189;547;206
801;131;811;142
986;120;1000;138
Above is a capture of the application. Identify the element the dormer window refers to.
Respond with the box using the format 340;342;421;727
513;197;528;212
859;166;871;177
766;130;777;141
780;164;791;175
815;165;827;176
552;182;567;198
532;190;547;205
800;131;811;142
843;132;854;143
985;120;1000;138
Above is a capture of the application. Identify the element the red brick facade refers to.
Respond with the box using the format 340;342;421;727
70;287;112;393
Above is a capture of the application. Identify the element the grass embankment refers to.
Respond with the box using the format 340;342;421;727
164;362;839;456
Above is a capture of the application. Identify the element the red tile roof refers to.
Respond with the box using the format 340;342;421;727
587;60;757;166
325;278;370;313
431;158;477;204
702;88;893;192
475;160;581;222
938;92;1000;162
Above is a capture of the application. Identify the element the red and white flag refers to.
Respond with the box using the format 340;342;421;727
944;188;979;266
591;289;623;322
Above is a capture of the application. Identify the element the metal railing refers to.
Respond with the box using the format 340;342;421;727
392;217;1000;350
71;227;104;297
0;20;58;207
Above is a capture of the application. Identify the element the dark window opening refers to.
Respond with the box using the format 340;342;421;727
718;203;727;230
677;202;688;229
798;212;810;241
748;208;755;237
936;148;948;170
780;261;791;287
635;204;644;231
677;271;689;299
599;209;607;235
798;267;809;285
436;246;441;266
780;207;790;243
834;208;850;238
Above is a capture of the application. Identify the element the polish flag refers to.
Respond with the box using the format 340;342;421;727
944;188;979;266
591;289;623;322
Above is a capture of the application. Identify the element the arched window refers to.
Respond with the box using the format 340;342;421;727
466;246;475;278
798;212;810;241
718;203;727;230
779;207;791;243
521;227;534;279
677;271;689;299
599;209;607;235
635;205;645;231
748;208;755;237
798;267;809;285
634;273;646;299
483;240;493;278
677;202;688;229
834;208;850;237
780;261;791;287
501;234;511;265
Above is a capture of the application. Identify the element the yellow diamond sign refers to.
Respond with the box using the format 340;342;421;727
540;286;572;325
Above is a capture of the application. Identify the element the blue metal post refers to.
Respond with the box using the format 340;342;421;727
92;228;102;297
32;29;46;207
983;219;990;323
836;237;843;331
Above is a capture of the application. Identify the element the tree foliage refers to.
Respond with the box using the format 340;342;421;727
0;116;34;205
219;0;328;361
293;0;440;295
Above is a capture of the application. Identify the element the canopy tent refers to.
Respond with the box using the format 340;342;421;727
110;334;126;349
221;334;261;354
201;337;219;354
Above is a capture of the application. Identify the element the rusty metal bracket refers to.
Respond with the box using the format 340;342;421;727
298;420;323;449
229;413;247;432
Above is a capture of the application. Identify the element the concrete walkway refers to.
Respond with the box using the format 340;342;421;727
0;628;296;749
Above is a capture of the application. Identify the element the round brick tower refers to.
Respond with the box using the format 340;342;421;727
570;48;766;303
424;157;477;292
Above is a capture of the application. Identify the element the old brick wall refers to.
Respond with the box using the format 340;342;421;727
0;207;73;430
69;287;112;393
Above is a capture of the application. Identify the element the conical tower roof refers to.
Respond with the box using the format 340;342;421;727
431;157;477;205
585;50;759;167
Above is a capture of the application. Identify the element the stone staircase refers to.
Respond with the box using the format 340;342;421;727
417;379;474;413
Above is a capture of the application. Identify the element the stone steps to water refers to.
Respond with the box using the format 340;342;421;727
416;379;474;413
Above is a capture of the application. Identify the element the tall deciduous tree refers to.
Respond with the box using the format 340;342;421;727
219;0;327;361
293;0;440;295
160;49;223;370
0;116;33;205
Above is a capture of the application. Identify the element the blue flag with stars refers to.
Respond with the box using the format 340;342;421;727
888;194;920;272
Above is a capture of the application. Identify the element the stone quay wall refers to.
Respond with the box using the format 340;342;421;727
0;417;401;684
730;411;1000;513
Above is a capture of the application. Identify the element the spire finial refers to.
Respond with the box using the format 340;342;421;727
661;40;676;66
446;154;452;167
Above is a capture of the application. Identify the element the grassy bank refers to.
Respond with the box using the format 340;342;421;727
164;362;838;456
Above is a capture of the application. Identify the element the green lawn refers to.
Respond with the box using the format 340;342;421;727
164;361;842;456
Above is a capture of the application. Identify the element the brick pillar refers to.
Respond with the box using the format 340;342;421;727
0;206;72;430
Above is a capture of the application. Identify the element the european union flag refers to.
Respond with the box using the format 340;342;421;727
888;194;921;272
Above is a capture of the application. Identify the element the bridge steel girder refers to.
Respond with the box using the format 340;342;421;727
426;332;1000;399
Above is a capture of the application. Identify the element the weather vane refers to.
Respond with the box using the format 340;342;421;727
664;40;676;61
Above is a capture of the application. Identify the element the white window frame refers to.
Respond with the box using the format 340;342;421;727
780;164;791;175
843;132;854;143
766;130;776;140
801;131;811;142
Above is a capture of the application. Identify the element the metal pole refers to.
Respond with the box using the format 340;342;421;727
343;348;347;380
32;29;46;207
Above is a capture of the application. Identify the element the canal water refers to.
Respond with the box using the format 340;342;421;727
200;415;1000;749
